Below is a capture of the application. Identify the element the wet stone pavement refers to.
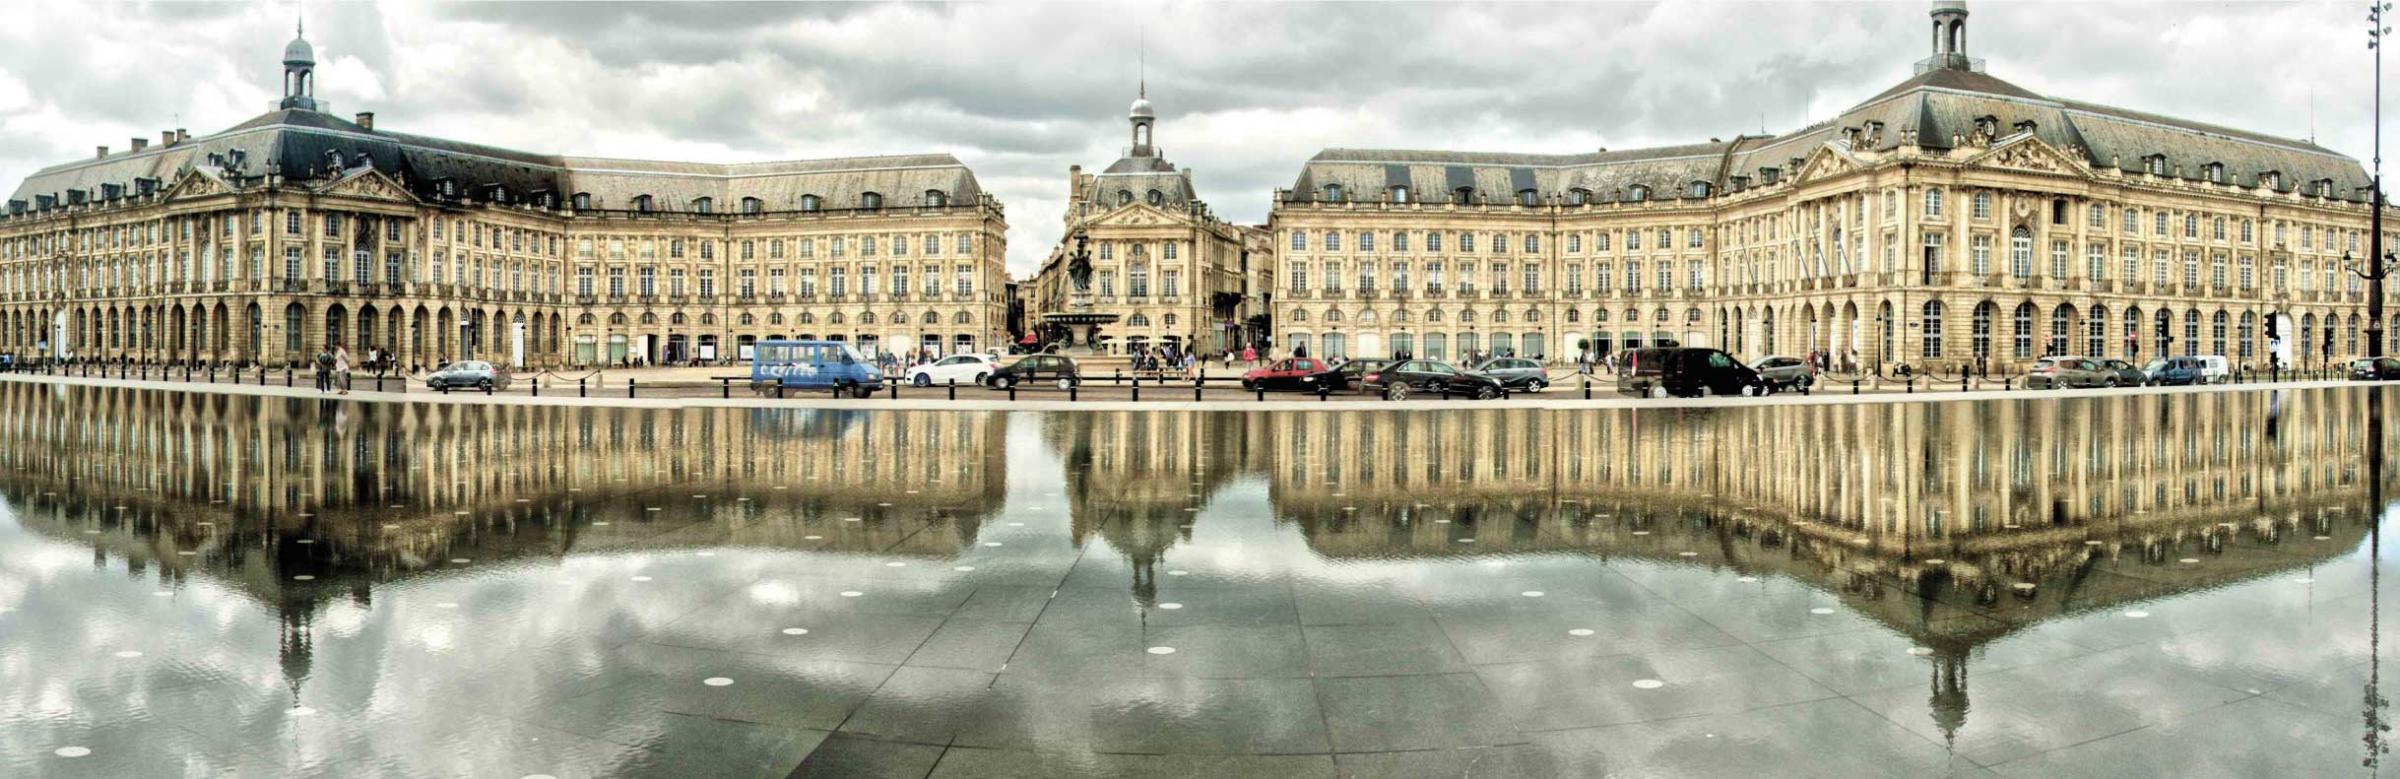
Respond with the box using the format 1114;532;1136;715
0;381;2396;778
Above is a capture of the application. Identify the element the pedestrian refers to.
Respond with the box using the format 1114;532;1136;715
312;345;335;392
332;343;353;395
1242;345;1257;366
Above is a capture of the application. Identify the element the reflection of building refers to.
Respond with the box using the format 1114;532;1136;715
1268;1;2394;370
0;22;1009;369
1027;87;1269;355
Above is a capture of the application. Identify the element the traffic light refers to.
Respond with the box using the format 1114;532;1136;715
2265;315;2280;341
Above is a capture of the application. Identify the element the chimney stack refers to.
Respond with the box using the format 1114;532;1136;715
355;112;375;131
96;146;109;159
130;137;148;152
175;128;188;143
160;131;175;147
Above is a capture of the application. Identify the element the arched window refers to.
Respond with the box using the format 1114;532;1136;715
924;189;947;207
1147;189;1165;206
2012;301;2035;358
578;313;595;325
2009;227;2033;278
1971;301;1995;358
1118;190;1135;207
609;313;628;325
741;197;763;214
1920;301;1944;358
954;311;972;324
859;192;883;210
693;197;713;214
2049;304;2075;355
800;194;823;212
922;311;939;325
633;194;654;213
2211;310;2229;356
2087;304;2108;355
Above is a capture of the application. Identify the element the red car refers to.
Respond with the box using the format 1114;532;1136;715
1241;358;1333;391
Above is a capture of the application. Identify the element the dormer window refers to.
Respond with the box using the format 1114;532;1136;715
693;197;713;214
1516;189;1539;207
1568;188;1590;206
742;196;763;214
1324;183;1343;202
860;191;883;210
2260;171;2283;190
571;192;592;211
1390;185;1410;204
1627;185;1650;202
1687;181;1712;199
438;179;458;199
633;194;654;213
2316;179;2339;198
1760;167;1781;185
1452;187;1474;205
1147;190;1165;206
1975;116;1998;137
2013;120;2036;135
800;194;822;212
489;185;509;204
2143;154;2168;176
923;190;947;208
2205;163;2225;184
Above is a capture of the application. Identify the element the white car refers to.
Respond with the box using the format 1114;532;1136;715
905;354;999;387
2194;355;2231;384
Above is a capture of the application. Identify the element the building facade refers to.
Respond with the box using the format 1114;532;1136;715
0;25;1009;369
1026;89;1271;356
1269;1;2396;373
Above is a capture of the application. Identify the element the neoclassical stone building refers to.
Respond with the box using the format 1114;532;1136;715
1270;1;2393;372
0;25;1008;369
1026;89;1272;355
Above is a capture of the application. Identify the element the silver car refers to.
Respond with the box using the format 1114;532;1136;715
1749;355;1814;390
426;360;512;391
1470;357;1551;391
2022;356;2113;389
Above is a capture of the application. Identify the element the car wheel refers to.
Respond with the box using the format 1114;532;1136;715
1056;377;1073;391
996;376;1015;389
854;384;877;398
1741;382;1764;397
2102;378;2118;388
478;379;493;391
912;373;932;387
1526;379;1547;393
1242;379;1258;392
1649;384;1669;399
1475;386;1499;400
1386;384;1409;401
972;372;988;385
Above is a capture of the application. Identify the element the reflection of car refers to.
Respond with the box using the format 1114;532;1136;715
750;340;883;397
2141;357;2206;386
1749;355;1814;390
1615;348;1768;398
1362;360;1504;400
1242;358;1333;391
2097;359;2146;386
987;355;1080;390
1471;357;1551;391
2352;357;2400;380
1308;359;1390;393
906;354;998;387
426;360;511;391
2022;356;2114;389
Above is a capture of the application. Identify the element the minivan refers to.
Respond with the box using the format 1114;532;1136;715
1615;347;1769;398
750;340;883;397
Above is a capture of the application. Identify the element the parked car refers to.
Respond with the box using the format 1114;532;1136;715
2022;356;2115;389
1615;347;1770;398
1362;359;1505;400
987;354;1081;390
906;354;999;387
426;360;512;391
749;340;883;397
2352;357;2400;380
1749;355;1814;391
1468;357;1551;391
1242;357;1334;391
2097;359;2146;386
2141;357;2207;386
2193;355;2232;384
1307;358;1390;393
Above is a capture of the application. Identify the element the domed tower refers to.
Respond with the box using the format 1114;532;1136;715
280;17;318;111
1928;1;1971;71
1128;84;1156;158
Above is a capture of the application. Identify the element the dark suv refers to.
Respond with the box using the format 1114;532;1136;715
1615;347;1769;398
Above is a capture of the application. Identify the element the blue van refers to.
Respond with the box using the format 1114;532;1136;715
750;340;884;397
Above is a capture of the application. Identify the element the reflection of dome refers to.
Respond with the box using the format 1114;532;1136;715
1129;97;1154;119
283;35;315;65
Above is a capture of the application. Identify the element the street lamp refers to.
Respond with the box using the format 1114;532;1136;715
2368;2;2393;357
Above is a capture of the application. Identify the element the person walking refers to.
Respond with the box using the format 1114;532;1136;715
332;343;353;395
312;345;335;392
1242;345;1257;367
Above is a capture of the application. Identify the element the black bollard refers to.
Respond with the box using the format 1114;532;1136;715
1194;377;1203;402
1008;384;1017;401
1132;380;1140;402
888;381;897;400
948;378;957;401
579;378;587;398
1069;383;1078;402
532;378;540;397
627;378;636;398
721;378;730;399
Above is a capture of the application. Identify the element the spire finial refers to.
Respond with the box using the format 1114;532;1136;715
1138;29;1146;99
297;7;304;38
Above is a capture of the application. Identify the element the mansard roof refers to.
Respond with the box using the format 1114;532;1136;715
9;108;985;213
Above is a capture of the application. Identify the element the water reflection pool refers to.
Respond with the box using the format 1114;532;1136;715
1;383;2395;778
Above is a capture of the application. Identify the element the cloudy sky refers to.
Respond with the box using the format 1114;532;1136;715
0;1;2373;275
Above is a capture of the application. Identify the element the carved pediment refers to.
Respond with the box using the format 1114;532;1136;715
164;169;228;200
1081;202;1189;230
314;168;415;202
1967;135;2088;177
1792;143;1867;185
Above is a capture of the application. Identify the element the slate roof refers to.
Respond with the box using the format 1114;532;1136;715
1288;65;2370;204
9;108;984;212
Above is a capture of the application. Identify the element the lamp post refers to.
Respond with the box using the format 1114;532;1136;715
2370;3;2394;357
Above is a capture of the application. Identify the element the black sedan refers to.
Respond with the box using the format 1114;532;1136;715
1307;359;1391;393
1361;359;1505;400
986;355;1081;390
2353;357;2400;380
